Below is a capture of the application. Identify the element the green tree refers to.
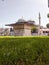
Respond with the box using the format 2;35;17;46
47;13;49;28
47;13;49;18
31;26;37;33
46;23;49;28
46;23;49;36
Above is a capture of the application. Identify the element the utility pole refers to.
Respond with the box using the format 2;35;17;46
38;12;41;36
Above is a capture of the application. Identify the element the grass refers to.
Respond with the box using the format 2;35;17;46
0;36;49;38
0;36;49;65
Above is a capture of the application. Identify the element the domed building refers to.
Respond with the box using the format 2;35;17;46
6;18;35;36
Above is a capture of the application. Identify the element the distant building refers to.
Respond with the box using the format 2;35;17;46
32;25;49;36
6;18;35;36
4;28;10;36
39;28;49;36
0;28;10;36
0;28;5;36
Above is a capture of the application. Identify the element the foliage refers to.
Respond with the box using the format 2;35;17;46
46;23;49;28
31;26;37;33
0;36;49;65
47;13;49;18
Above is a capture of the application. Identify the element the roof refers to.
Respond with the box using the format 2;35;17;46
5;18;35;26
17;19;26;22
40;28;49;31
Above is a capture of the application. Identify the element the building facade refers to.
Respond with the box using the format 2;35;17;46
6;19;35;36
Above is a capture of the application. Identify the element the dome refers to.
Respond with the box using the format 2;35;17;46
28;20;35;24
17;18;26;22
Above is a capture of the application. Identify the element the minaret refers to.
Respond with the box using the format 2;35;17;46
38;12;41;36
48;0;49;7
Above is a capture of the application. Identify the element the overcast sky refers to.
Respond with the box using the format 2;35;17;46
0;0;49;28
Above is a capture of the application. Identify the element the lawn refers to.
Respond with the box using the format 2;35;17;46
0;36;49;65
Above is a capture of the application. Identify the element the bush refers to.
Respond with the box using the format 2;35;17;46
0;36;49;65
31;26;37;33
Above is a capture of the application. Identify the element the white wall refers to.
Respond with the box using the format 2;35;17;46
14;29;24;36
23;29;31;36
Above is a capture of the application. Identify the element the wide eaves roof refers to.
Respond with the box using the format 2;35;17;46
5;19;35;26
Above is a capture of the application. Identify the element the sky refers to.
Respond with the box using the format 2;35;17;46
0;0;49;28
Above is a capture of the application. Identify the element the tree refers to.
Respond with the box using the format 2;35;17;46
47;13;49;28
47;13;49;18
31;26;37;33
46;23;49;28
47;13;49;36
46;23;49;36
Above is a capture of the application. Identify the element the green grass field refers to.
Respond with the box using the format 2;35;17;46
0;36;49;65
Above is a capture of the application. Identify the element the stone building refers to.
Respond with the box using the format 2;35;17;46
6;19;35;36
